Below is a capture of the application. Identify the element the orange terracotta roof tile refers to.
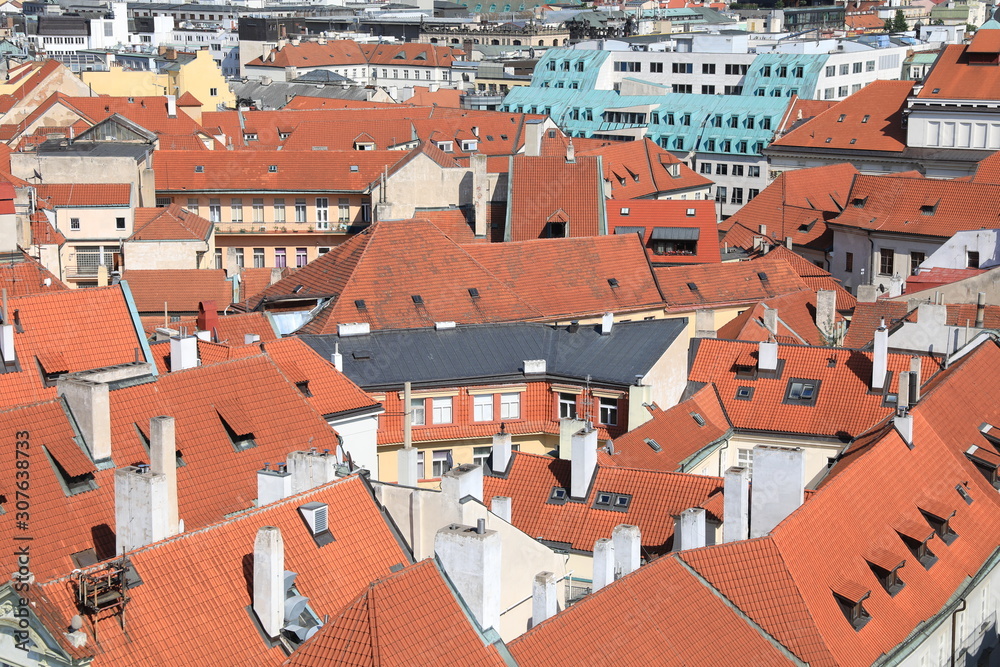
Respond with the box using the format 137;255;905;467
483;452;723;554
414;207;479;243
918;42;1000;100
34;183;131;207
509;555;795;666
404;85;463;109
608;199;720;265
716;288;850;346
123;269;233;314
506;154;604;240
655;255;809;309
34;476;410;666
128;203;211;242
262;337;377;417
906;266;989;293
576;137;713;199
284;559;505;667
0;252;67;294
843;301;909;348
30;211;65;245
771;80;913;153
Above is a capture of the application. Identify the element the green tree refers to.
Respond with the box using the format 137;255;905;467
884;17;893;32
892;9;908;32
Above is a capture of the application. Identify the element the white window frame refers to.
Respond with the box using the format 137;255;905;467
558;393;577;419
432;396;453;424
273;198;285;223
410;398;425;426
473;394;493;422
500;392;520;419
432;449;452;478
737;448;754;475
315;197;329;228
253;247;265;268
599;397;618;426
295;199;307;223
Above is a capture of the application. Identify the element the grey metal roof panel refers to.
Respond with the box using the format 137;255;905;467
651;227;700;241
300;319;687;390
614;226;646;237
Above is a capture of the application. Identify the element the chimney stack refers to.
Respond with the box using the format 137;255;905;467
490;427;512;474
592;538;615;591
762;307;778;336
149;416;179;535
253;526;284;639
894;411;914;448
441;463;484;503
244;333;261;345
856;284;878;303
872;322;888;391
170;334;198;372
114;465;170;554
565;138;575;163
288;449;338;495
331;343;343;372
815;290;836;344
694;309;716;338
676;508;706;550
909;356;921;406
612;524;641;579
524;119;543;157
723;466;749;542
570;426;598;500
435;523;501;631
195;301;218;340
471;154;489;239
896;371;910;411
750;446;805;538
758;224;767;237
976;292;986;328
57;377;111;462
531;571;558;628
257;462;292;506
758;340;778;372
600;312;614;335
1;290;14;365
627;383;652;430
166;94;176;118
491;496;511;522
398;381;418;486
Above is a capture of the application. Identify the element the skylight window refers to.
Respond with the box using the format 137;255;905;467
620;207;630;216
468;288;480;298
691;412;706;426
735;386;754;400
686;208;696;216
195;165;204;173
269;165;278;173
837;114;846;122
608;278;619;288
355;299;366;310
614;495;630;509
411;295;424;304
596;492;612;506
548;486;568;505
644;437;662;452
788;381;815;400
350;165;359;172
862;115;870;123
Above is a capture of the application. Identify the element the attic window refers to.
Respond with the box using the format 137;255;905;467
686;208;696;216
735;386;754;400
920;203;937;215
350;165;359;172
354;299;367;310
596;492;612;506
296;380;313;398
691;412;706;426
620;207;630;216
862;115;870;123
956;483;975;503
468;288;480;299
687;282;698;291
414;52;427;60
898;530;937;570
644;437;662;452
850;139;857;145
217;410;257;453
852;196;868;208
867;559;905;597
785;379;819;404
614;494;631;509
292;285;304;294
244;133;258;141
411;295;424;305
920;509;958;545
608;278;619;288
268;165;278;173
593;492;631;512
932;88;940;94
833;590;871;631
548;486;568;505
44;449;97;497
195;165;205;173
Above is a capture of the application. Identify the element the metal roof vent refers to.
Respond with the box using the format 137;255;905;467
299;502;334;546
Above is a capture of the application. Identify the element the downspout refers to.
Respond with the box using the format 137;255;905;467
950;598;966;667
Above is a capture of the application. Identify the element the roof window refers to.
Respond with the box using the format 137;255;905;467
735;386;754;400
833;589;872;631
691;412;706;426
687;282;698;291
644;437;662;452
686;208;696;216
411;295;424;304
354;299;367;310
956;483;976;503
194;165;204;173
548;486;568;505
850;138;857;145
352;350;371;360
920;202;937;215
593;491;631;512
785;379;819;404
757;272;769;281
932;88;940;94
350;165;359;172
218;409;257;453
620;207;630;216
837;114;846;122
268;165;278;173
608;278;619;288
920;508;958;545
852;196;868;208
861;115;870;123
468;288;480;299
596;492;612;506
825;137;832;143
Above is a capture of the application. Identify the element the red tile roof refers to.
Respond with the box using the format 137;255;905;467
716;288;849;346
278;118;417;151
720;163;858;251
655;255;810;310
284;559;505;667
30;210;65;245
688;338;940;438
0;253;67;294
603;384;731;472
506;154;605;240
122;269;233;313
483;452;723;554
33;475;410;666
404;85;463;108
843;300;909;348
918;42;1000;100
608;199;720;265
35;183;131;207
570;137;712;199
906;266;988;293
770;80;913;153
140;309;277;342
509;555;795;666
128;203;212;241
248;40;461;69
830;174;1000;239
417;207;479;243
970;150;1000;183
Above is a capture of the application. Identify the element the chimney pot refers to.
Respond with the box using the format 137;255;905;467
524;119;543;157
244;333;261;345
257;463;292;506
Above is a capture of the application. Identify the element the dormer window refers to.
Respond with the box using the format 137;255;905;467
920;202;937;216
852;196;868;208
897;527;937;570
833;589;872;631
867;558;906;596
244;133;258;142
462;140;477;151
436;141;453;153
920;509;958;545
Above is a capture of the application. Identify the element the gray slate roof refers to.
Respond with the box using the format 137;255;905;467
300;318;688;390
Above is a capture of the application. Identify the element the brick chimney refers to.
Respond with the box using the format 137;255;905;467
196;301;218;340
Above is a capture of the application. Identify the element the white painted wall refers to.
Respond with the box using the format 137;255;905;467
919;229;1000;271
328;411;381;480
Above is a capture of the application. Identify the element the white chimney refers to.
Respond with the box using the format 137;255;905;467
253;526;284;639
600;312;614;335
331;343;343;372
872;323;888;391
592;537;615;591
434;523;501;631
338;322;370;337
471;154;489;238
244;333;261;345
491;428;512;474
976;292;986;328
909;355;921;405
762;307;778;336
149;416;179;535
815;290;836;344
491;496;511;522
566;138;575;163
0;323;14;364
531;571;558;628
894;411;913;448
257;463;292;506
723;466;749;543
523;359;546;374
558;417;585;459
896;371;910;410
694;309;716;338
170;334;198;372
570;426;598;499
114;465;169;554
758;224;767;237
195;330;211;342
524;119;543;157
287;449;338;495
758;340;778;372
166;94;176;118
612;524;641;579
57;377;111;461
397;447;419;487
441;463;484;503
676;508;706;550
749;446;805;538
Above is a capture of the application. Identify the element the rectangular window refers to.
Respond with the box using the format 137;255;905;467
252;198;264;223
879;248;894;276
214;248;222;269
840;64;849;76
910;251;925;275
825;87;835;100
839;86;849;97
738;448;754;475
235;248;244;268
649;62;663;73
70;218;81;231
716;163;728;176
748;188;760;200
432;450;452;478
866;60;876;72
748;166;761;178
411;398;425;426
315;198;329;228
338;198;350;223
296;247;307;268
968;251;980;269
674;84;692;94
210;87;218;96
186;198;199;214
732;164;744;177
500;392;520;419
845;252;854;273
700;163;712;175
432;397;453;424
273;199;285;223
599;397;618;426
671;62;692;74
731;188;744;205
853;61;863;74
715;186;728;203
558;393;577;419
209;199;221;223
826;65;836;77
473;394;493;422
473;446;491;467
702;63;715;74
115;217;126;231
274;248;286;269
230;198;243;223
701;85;715;94
295;199;307;223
